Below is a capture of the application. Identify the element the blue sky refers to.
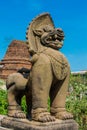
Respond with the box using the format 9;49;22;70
0;0;87;71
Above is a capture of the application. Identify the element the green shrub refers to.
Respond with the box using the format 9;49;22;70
66;74;87;130
0;90;8;115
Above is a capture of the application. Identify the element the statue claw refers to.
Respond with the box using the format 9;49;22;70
34;112;55;122
54;111;73;120
8;110;26;118
7;105;26;119
32;108;56;122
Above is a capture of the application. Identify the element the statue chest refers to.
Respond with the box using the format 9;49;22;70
43;48;70;80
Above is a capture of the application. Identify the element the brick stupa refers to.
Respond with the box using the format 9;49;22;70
0;40;31;79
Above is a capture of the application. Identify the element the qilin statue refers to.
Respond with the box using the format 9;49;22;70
6;13;73;122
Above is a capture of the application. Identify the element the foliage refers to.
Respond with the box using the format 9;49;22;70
66;74;87;130
0;90;8;115
21;96;27;114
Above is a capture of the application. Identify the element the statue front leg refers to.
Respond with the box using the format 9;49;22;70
6;73;28;118
31;55;55;122
50;68;73;120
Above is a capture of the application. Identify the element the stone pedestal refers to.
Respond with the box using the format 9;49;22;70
1;116;78;130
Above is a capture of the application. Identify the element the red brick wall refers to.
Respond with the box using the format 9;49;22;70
0;40;31;80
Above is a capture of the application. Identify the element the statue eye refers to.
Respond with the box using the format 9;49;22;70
44;28;52;32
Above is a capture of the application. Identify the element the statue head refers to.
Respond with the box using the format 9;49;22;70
26;13;64;53
33;25;64;50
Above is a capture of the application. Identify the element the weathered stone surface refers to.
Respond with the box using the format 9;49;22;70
1;116;78;130
0;126;13;130
0;115;13;129
0;115;6;126
6;13;73;123
0;40;31;79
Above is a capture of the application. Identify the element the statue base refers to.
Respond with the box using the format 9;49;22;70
0;116;78;130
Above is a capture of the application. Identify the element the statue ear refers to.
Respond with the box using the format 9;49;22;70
33;29;43;36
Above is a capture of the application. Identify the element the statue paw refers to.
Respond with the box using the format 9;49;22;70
32;108;55;122
8;110;26;118
55;111;73;120
36;112;56;122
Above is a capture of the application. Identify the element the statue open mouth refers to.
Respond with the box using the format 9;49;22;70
41;28;64;50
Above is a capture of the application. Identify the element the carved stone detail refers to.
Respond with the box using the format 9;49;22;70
6;13;74;123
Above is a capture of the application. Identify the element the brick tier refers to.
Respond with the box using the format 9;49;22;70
0;40;31;79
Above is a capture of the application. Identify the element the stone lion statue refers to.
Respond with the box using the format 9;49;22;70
6;13;73;122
